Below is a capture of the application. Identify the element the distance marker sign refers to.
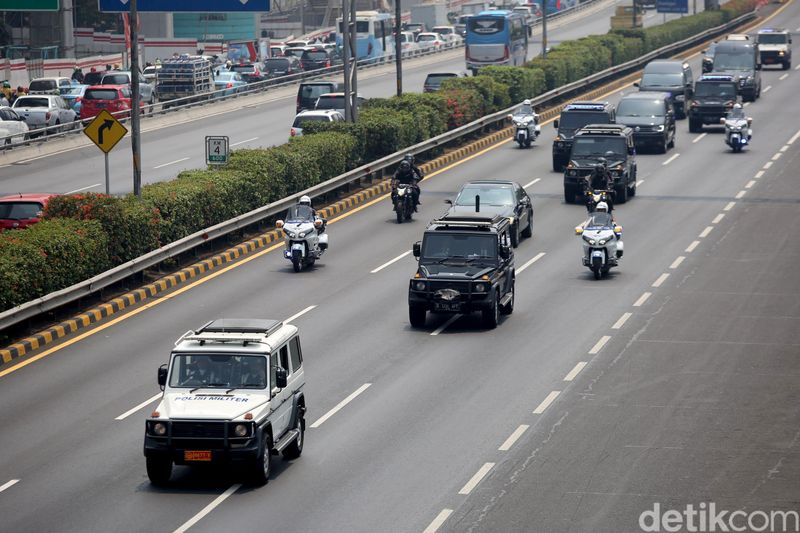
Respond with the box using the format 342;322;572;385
83;110;128;154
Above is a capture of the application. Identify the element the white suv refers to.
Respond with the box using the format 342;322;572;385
290;109;344;137
144;319;306;485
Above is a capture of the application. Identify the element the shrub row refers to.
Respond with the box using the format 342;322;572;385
0;4;757;312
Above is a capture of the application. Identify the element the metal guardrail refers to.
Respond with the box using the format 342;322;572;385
0;0;601;150
0;9;756;332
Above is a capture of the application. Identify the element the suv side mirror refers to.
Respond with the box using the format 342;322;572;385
413;241;421;258
553;119;559;129
275;367;288;389
444;198;452;205
157;364;168;389
633;81;640;87
499;244;510;259
628;146;636;156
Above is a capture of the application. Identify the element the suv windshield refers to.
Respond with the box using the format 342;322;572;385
13;97;49;108
617;99;664;117
292;114;332;127
757;34;787;44
425;74;457;87
572;137;627;157
29;80;57;91
102;74;131;85
302;51;328;60
695;82;737;98
315;95;345;109
0;202;42;220
456;186;514;206
265;58;290;69
169;354;267;389
641;73;682;86
713;52;753;70
422;233;497;261
301;84;335;100
559;112;609;130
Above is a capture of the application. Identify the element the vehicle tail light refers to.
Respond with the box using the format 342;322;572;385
75;96;82;103
226;82;234;88
325;60;331;68
290;128;296;137
45;112;51;121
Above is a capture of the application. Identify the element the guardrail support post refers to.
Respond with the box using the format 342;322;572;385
395;0;403;96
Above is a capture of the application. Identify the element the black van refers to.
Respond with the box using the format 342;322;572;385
297;80;342;113
616;92;676;153
712;41;761;101
635;60;693;119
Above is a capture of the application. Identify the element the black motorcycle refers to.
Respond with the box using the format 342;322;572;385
393;182;415;223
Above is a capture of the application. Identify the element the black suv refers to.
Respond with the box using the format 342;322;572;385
615;92;676;153
712;40;761;102
634;59;693;119
563;124;637;204
552;101;615;171
409;214;515;329
688;74;741;132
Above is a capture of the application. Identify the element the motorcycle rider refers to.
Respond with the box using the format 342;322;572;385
393;154;422;212
585;159;614;214
298;195;325;233
725;103;752;141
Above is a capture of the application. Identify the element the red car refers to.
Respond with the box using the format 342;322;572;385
79;84;142;120
0;193;58;231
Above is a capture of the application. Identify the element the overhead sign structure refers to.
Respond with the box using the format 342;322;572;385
83;110;128;194
98;0;269;12
0;0;59;10
656;0;688;13
206;136;230;166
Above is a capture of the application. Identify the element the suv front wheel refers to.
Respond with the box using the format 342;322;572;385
146;456;172;485
252;434;272;486
482;290;500;329
409;305;426;328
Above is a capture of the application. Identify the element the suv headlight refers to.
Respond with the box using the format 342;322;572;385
473;282;488;292
413;280;427;291
567;169;577;177
232;423;250;437
656;125;665;132
152;422;167;436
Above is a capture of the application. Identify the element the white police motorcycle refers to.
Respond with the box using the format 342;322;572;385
276;204;328;272
508;100;540;148
721;107;752;153
575;210;623;280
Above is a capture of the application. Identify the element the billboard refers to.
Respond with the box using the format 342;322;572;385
656;0;688;13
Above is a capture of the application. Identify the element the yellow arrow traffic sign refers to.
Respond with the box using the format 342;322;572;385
83;110;128;154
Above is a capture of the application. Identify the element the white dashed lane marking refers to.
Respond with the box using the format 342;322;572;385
588;335;611;355
533;391;561;414
498;424;530;451
458;463;495;495
310;383;371;428
670;256;685;269
612;312;632;329
692;133;707;143
563;362;588;382
633;292;652;307
423;510;454;533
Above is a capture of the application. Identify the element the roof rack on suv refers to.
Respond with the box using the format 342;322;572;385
431;213;508;230
175;319;284;346
575;124;630;136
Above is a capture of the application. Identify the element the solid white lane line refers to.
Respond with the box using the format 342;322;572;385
670;256;686;269
65;183;101;194
309;383;371;429
172;484;241;533
763;161;773;169
724;201;736;211
745;180;756;189
755;170;765;179
692;133;707;143
788;129;800;144
423;509;454;533
780;145;789;152
115;392;162;421
796;64;800;70
662;153;680;166
371;250;412;273
772;153;782;161
685;240;700;253
652;273;669;288
588;335;611;355
153;157;189;169
430;314;462;336
563;362;587;382
735;190;747;199
517;252;546;274
636;179;645;186
779;73;789;81
230;137;258;147
285;305;317;324
712;213;725;224
763;85;772;93
633;292;652;307
458;463;495;495
612;312;632;330
533;390;561;414
0;479;20;493
699;226;713;238
523;177;541;188
499;424;530;451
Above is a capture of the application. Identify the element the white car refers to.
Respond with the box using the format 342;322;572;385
313;92;366;117
399;31;421;54
432;25;462;44
0;106;29;144
416;32;447;51
142;64;162;83
290;109;345;137
11;95;77;135
28;76;72;95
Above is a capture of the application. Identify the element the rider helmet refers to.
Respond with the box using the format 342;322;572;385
596;201;608;212
403;153;414;165
399;160;411;172
523;99;531;105
299;195;312;206
732;103;743;110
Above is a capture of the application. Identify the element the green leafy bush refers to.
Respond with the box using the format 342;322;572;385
480;65;547;103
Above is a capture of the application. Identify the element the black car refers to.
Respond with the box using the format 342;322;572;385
563;124;637;204
263;56;300;78
688;73;741;132
552;101;616;172
446;180;533;248
409;213;515;329
300;49;338;71
712;40;761;102
635;60;693;119
615;92;676;153
423;72;461;93
296;80;342;113
230;63;265;83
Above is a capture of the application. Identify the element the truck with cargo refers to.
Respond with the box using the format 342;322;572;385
155;56;215;108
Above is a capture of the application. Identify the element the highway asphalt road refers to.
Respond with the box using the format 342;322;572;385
0;2;797;533
0;0;692;197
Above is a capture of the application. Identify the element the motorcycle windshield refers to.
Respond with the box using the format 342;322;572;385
585;212;614;229
285;205;315;223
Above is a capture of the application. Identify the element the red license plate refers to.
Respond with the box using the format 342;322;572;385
184;450;212;462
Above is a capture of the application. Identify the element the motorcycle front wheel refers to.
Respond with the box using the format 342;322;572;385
593;266;602;280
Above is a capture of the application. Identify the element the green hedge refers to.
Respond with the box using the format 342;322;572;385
0;219;109;310
480;65;547;103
